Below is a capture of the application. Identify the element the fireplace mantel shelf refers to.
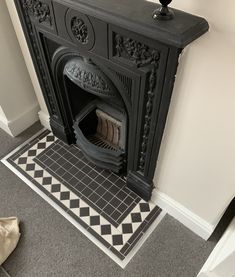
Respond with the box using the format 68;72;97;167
58;0;209;48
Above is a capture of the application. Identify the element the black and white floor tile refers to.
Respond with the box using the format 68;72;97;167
2;129;165;267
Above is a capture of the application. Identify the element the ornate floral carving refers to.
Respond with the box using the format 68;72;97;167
115;34;160;67
114;34;161;172
138;66;158;172
20;1;56;115
22;0;51;24
71;17;88;44
65;61;115;97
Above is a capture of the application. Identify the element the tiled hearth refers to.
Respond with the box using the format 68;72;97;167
2;129;164;267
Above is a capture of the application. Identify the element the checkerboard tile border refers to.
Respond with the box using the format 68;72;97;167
5;130;162;261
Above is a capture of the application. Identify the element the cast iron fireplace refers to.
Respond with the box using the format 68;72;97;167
15;0;208;200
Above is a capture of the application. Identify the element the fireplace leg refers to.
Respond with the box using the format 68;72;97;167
126;171;154;201
50;118;76;145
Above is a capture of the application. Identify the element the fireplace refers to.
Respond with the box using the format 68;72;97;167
15;0;208;200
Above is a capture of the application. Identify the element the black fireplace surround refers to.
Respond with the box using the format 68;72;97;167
15;0;208;200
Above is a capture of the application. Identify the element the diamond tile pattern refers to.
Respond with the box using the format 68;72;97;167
6;131;162;261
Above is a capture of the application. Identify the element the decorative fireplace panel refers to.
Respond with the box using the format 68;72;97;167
15;0;209;200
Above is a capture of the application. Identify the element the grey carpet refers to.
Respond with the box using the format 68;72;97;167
0;122;215;277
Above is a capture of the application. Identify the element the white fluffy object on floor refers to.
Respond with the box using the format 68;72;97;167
0;217;20;265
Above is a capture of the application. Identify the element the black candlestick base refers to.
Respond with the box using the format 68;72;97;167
152;6;174;20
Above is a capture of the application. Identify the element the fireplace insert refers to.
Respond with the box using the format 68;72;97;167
15;0;209;200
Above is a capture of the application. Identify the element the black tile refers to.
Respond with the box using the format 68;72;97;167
75;182;86;192
117;202;128;213
37;142;46;149
123;195;134;206
101;170;112;178
81;165;92;174
60;191;70;200
109;197;122;208
90;215;100;226
82;187;93;197
49;163;58;172
88;181;99;191
51;152;60;160
18;157;27;164
109;246;125;260
62;172;73;181
70;199;80;208
107;174;119;183
55;167;67;176
108;185;120;195
82;176;92;185
139;202;151;213
79;207;90;217
34;170;44;178
111;210;122;221
102;191;113;202
94;175;105;184
88;170;98;179
57;157;67;165
68;177;79;187
63;152;72;160
26;163;35;171
96;198;107;209
95;186;106;196
75;170;86;180
46;135;55;142
129;191;138;199
51;184;61;193
124;233;143;256
43;158;54;167
131;213;142;223
89;192;100;203
102;180;113;190
68;166;79;175
103;204;115;215
112;235;123;246
115;179;126;188
42;177;52;185
116;190;128;200
68;156;78;165
122;223;133;234
28;149;37;156
101;224;111;235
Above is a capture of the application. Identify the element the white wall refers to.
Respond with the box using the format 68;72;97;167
6;0;235;237
0;0;39;136
152;0;235;231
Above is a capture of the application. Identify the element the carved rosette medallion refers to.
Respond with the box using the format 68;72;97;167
22;0;51;24
115;33;160;172
71;17;88;44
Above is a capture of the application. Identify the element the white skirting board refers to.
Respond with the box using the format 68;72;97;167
38;110;51;130
152;190;214;240
38;109;215;241
0;104;39;137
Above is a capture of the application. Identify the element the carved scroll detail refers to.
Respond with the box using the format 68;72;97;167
138;66;158;172
114;33;161;172
22;0;51;24
20;1;57;115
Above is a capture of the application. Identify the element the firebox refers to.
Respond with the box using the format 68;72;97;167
15;0;209;200
54;54;127;173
